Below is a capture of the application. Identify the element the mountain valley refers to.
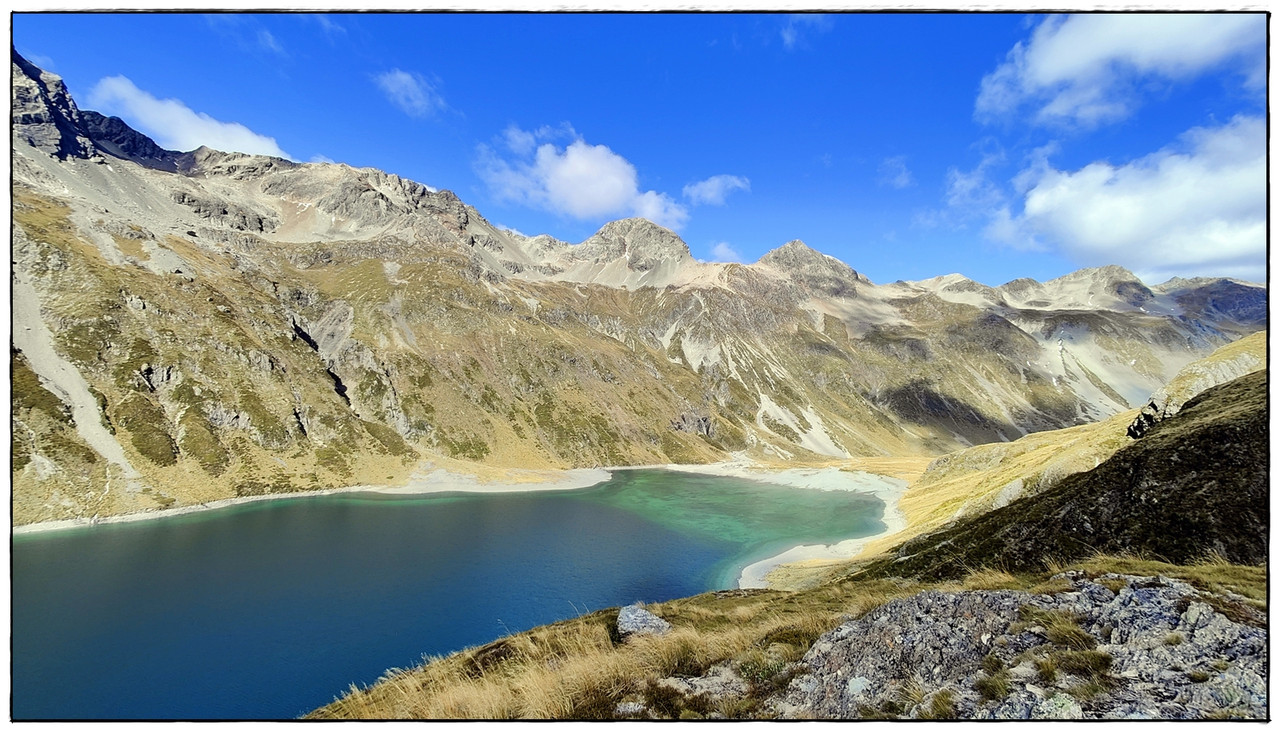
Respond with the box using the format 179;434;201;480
9;47;1270;722
10;50;1266;526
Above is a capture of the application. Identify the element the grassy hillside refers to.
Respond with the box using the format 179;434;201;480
308;555;1265;720
763;331;1266;589
859;369;1268;581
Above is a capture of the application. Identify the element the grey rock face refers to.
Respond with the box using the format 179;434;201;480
12;49;97;159
659;662;748;699
617;603;672;638
758;240;866;298
670;412;713;437
1126;401;1163;439
767;574;1266;720
772;589;1029;718
570;218;692;271
1162;277;1269;324
614;700;646;716
81;110;180;170
171;190;279;233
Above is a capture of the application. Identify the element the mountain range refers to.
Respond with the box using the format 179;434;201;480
10;48;1267;525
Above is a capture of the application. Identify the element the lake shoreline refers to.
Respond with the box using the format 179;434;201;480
661;464;908;589
11;464;615;536
13;461;911;590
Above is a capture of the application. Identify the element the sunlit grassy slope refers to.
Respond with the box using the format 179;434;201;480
875;331;1267;558
859;369;1268;581
307;554;1265;720
766;331;1266;588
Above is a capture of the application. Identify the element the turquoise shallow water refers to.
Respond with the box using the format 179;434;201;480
582;469;887;585
12;468;886;720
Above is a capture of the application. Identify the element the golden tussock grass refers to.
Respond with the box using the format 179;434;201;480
308;554;1264;720
309;579;915;720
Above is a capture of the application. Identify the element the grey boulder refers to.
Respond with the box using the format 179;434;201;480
617;603;672;639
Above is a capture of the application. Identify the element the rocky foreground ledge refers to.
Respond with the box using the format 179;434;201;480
625;573;1265;720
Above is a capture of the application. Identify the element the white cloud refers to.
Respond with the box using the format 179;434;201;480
375;69;446;119
915;143;1008;232
477;126;689;230
683;174;750;205
877;156;914;189
977;14;1265;127
1002;116;1265;281
22;51;57;71
781;14;833;50
205;15;289;57
312;15;346;38
310;154;336;164
710;242;743;263
632;190;689;230
257;29;285;56
87;76;292;159
502;125;538;156
944;144;1006;213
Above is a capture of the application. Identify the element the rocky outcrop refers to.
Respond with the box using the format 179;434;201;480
171;190;279;233
1125;402;1164;439
769;574;1266;720
11;48;97;159
176;146;296;179
1127;330;1265;438
608;573;1267;720
670;412;713;437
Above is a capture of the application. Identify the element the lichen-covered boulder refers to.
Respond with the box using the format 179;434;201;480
617;603;671;639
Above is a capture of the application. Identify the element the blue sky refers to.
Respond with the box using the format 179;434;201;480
12;12;1268;286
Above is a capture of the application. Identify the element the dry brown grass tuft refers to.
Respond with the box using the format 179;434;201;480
309;579;918;720
961;568;1022;591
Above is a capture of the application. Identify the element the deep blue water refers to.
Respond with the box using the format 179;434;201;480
12;469;885;720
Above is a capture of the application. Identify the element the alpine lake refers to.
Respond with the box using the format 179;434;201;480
12;468;891;719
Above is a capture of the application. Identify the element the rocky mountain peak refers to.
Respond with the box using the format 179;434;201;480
1052;266;1154;308
176;147;298;182
1163;278;1269;325
1058;265;1144;288
570;217;693;271
11;48;97;160
523;233;571;261
998;277;1040;296
80;110;180;171
759;239;812;262
758;239;866;298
